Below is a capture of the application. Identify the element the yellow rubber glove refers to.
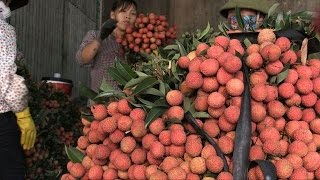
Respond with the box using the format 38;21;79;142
15;107;37;150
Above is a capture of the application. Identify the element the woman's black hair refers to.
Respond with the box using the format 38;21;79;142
111;0;137;12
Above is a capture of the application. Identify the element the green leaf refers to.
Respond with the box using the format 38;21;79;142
99;78;114;92
94;91;116;99
133;77;159;95
183;97;192;112
276;64;290;84
65;145;85;163
142;88;165;96
198;49;208;56
116;61;137;80
163;44;179;51
193;112;211;119
124;76;149;89
268;3;280;18
145;106;167;128
154;98;169;107
159;81;166;95
135;71;149;77
79;82;98;100
199;22;211;39
235;6;244;30
218;24;228;37
192;36;201;49
244;38;252;48
269;76;277;84
275;12;284;30
137;97;156;106
107;67;127;86
171;60;180;81
176;40;187;56
80;113;94;122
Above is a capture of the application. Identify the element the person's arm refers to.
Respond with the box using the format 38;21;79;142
80;38;102;64
76;19;117;65
75;30;100;65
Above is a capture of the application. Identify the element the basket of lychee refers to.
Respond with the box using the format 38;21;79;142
116;13;177;54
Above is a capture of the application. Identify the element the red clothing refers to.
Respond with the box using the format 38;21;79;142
76;30;125;92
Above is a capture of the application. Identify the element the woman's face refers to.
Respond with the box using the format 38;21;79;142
227;9;264;32
111;4;137;32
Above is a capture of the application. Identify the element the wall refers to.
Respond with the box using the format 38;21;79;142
10;0;98;97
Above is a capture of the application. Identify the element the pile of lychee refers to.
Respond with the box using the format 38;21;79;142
116;13;177;54
62;29;320;180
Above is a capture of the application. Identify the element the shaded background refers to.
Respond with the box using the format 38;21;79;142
9;0;320;97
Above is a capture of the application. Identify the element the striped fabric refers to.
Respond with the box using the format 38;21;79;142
76;30;125;92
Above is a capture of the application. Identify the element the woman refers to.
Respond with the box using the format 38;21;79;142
0;0;36;179
76;0;137;92
219;0;270;33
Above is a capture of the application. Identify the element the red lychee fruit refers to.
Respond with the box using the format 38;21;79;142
117;115;132;131
206;155;224;173
168;166;187;180
94;144;110;160
275;159;294;179
303;151;320;171
280;49;297;64
251;83;268;102
214;35;230;50
246;44;260;55
91;104;108;121
224;105;240;124
246;52;263;69
120;136;136;153
188;57;203;72
259;126;281;143
149;118;165;135
207;92;226;108
160;156;180;173
278;82;295;99
288;140;309;157
196;42;209;56
216;67;233;85
286;106;303;121
190;157;207;174
218;135;234;154
200;58;220;76
207;45;224;59
265;60;284;75
129;108;146;122
260;44;282;62
185;71;204;89
114;153;132;171
249;145;265;161
257;29;276;44
167;106;184;122
267;100;286;118
117;98;132;115
275;37;291;52
226;78;244;96
222;55;242;73
177;56;190;69
107;101;118;116
131;120;147;138
88;165;104;180
69;163;86;178
166;90;184;106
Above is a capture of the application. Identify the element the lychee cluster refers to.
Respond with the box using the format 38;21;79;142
62;29;320;179
175;28;320;179
116;12;177;54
